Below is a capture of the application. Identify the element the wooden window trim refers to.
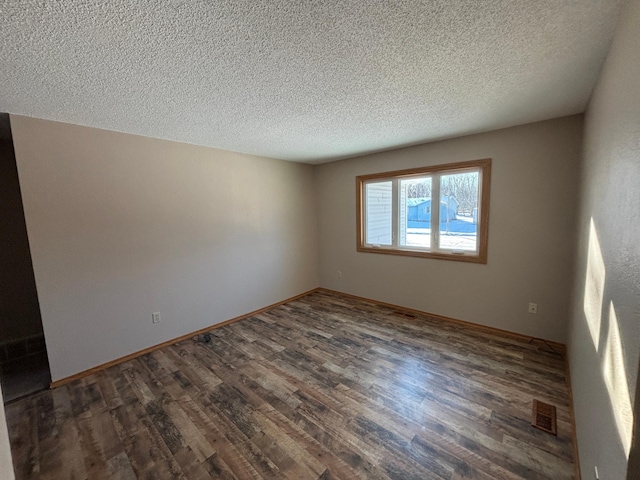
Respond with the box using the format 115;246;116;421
356;158;491;263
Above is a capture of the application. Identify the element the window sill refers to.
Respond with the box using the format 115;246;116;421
357;245;487;264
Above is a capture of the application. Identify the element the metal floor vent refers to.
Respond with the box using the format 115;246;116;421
392;311;417;319
531;399;557;435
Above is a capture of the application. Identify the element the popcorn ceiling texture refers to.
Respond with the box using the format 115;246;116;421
0;1;622;163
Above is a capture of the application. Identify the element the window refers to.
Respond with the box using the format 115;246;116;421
357;158;491;263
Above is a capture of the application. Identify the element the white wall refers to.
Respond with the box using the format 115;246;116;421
0;389;14;480
567;0;640;478
10;115;319;382
316;115;582;344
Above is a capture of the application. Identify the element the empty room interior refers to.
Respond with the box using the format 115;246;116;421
1;1;639;479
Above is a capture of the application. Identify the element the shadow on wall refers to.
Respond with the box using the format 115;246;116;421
582;217;634;462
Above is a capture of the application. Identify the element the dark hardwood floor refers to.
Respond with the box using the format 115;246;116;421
5;290;576;479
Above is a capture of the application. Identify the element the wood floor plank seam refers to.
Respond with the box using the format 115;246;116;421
7;291;576;479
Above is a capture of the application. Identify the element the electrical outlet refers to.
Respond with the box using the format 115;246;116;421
337;270;342;278
528;303;538;314
152;312;161;324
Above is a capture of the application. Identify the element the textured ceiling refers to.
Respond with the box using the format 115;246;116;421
0;1;622;163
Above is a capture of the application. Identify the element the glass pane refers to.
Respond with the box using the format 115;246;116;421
400;177;432;248
439;171;479;251
365;181;392;245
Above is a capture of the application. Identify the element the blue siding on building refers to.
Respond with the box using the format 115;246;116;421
406;196;457;223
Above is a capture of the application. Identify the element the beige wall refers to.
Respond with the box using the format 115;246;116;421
567;0;640;478
10;116;319;382
316;115;582;343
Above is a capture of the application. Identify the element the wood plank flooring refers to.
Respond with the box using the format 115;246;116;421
5;290;576;479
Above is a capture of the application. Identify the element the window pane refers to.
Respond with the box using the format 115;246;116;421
365;181;392;245
400;177;431;248
439;171;479;251
357;159;490;263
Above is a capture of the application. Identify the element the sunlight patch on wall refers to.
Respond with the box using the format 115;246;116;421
584;218;605;350
603;301;633;458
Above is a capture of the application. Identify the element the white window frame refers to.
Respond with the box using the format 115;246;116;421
356;158;491;263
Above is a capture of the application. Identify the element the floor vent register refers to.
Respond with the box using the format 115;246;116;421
531;399;557;435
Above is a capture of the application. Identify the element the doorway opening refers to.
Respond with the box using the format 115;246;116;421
0;113;51;402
